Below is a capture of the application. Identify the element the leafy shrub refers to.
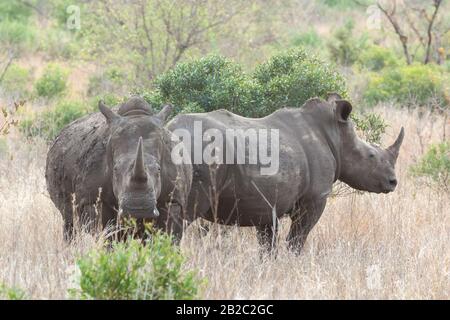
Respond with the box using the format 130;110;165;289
327;20;367;66
290;30;322;49
0;0;32;22
364;64;447;107
69;230;203;300
253;49;348;116
40;29;80;60
357;45;399;71
34;63;69;99
87;68;128;97
0;64;30;98
0;19;34;48
0;283;26;300
410;141;449;190
351;112;387;144
20;100;87;140
150;55;254;115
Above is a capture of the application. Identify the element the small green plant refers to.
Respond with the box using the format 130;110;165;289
0;63;30;97
20;100;87;140
357;45;399;71
290;30;322;49
327;20;367;66
69;228;203;300
34;63;68;99
364;63;447;108
351;112;387;144
0;283;27;300
410;141;449;190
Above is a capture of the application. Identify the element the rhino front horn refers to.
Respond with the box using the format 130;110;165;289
387;127;405;160
133;137;147;182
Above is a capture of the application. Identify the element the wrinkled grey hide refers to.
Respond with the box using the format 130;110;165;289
167;94;404;252
46;97;192;241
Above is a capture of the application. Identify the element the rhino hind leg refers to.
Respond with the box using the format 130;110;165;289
287;199;327;254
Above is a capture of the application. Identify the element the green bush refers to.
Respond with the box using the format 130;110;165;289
351;112;387;144
0;0;32;22
410;141;449;190
0;19;34;47
0;283;26;300
327;20;367;66
0;64;30;97
253;49;348;116
34;63;69;99
290;30;322;49
69;230;203;300
148;50;347;118
364;64;447;107
87;68;128;97
20;100;87;140
150;55;254;115
357;45;399;71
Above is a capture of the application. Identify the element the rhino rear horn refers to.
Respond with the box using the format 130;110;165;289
133;137;147;182
99;100;120;123
387;127;405;160
155;104;173;123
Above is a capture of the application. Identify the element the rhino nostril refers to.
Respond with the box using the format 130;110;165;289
389;178;397;186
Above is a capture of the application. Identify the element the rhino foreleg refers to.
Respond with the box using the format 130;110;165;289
287;199;327;254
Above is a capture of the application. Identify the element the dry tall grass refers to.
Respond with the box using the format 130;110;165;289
0;106;448;299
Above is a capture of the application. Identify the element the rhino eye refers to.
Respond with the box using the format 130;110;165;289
369;153;375;159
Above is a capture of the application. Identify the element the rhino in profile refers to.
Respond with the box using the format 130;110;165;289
46;97;192;240
167;94;404;252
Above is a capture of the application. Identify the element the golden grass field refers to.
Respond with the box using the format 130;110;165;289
0;105;448;299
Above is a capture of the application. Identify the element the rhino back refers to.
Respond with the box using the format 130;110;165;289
168;109;335;225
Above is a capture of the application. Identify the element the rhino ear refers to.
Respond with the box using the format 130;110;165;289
327;92;343;103
335;100;352;123
99;100;120;124
155;104;173;123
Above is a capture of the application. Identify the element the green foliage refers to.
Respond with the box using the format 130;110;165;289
327;20;367;66
364;64;447;107
20;100;87;140
0;283;27;300
0;19;34;47
357;45;399;71
34;63;69;99
290;30;322;49
150;55;255;115
410;141;449;189
351;112;387;144
87;68;128;97
149;50;347;118
69;230;203;300
0;64;30;97
253;49;348;115
0;0;32;22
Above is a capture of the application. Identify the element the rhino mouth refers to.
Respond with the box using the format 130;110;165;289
119;196;159;219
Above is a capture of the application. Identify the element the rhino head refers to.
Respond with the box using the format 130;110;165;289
328;94;405;194
99;100;172;219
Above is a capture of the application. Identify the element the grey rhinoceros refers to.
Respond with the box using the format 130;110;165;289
167;94;404;252
46;97;192;240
